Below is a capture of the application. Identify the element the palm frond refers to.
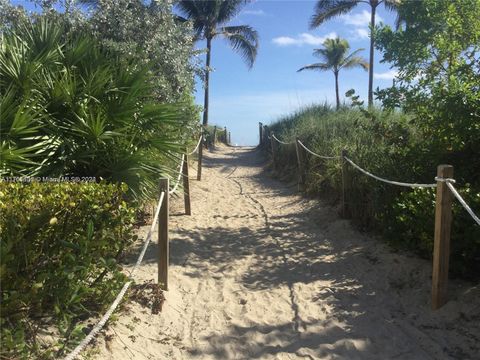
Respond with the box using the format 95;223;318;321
220;25;259;68
217;0;249;24
297;63;330;72
313;37;350;66
342;56;369;70
310;0;359;29
176;1;209;37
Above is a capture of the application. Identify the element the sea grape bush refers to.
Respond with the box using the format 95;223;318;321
0;182;137;359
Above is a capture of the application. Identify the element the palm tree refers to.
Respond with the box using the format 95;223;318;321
297;37;368;109
310;0;399;107
177;0;259;126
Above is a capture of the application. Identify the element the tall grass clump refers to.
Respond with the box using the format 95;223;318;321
268;104;480;279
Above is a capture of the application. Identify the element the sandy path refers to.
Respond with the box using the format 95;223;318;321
95;146;479;360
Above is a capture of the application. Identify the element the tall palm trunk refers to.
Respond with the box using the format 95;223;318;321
334;70;340;110
202;36;212;126
368;4;376;107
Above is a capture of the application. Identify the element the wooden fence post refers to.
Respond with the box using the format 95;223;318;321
197;132;203;181
213;126;217;146
259;122;263;146
270;132;277;170
182;151;191;215
158;178;169;290
295;137;306;190
432;164;454;310
341;149;348;218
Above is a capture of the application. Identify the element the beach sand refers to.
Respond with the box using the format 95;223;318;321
94;145;480;360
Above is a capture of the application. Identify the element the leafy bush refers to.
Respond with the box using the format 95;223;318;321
0;18;191;199
268;105;480;278
87;0;199;104
0;181;137;359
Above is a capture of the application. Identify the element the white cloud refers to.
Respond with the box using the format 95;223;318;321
341;10;383;27
242;9;266;16
352;28;369;40
374;70;398;80
272;32;337;47
340;10;383;41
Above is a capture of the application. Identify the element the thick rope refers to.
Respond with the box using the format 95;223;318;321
272;133;294;145
187;135;203;156
169;154;185;195
344;156;437;188
443;181;480;226
64;191;166;360
297;140;341;160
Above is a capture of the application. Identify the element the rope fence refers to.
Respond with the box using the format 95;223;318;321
64;191;166;360
298;140;341;160
343;156;436;188
272;133;293;145
169;154;185;195
64;127;211;359
445;181;480;226
260;122;479;310
187;135;203;156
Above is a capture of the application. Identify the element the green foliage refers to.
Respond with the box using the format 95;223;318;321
87;0;199;104
204;125;228;147
375;0;480;160
0;18;190;199
385;188;480;279
0;182;137;359
269;105;480;278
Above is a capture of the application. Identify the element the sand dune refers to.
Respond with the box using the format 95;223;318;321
94;145;480;360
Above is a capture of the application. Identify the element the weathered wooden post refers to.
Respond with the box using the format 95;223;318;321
213;126;217;146
264;125;269;146
158;178;169;290
341;149;348;218
432;165;454;310
295;137;306;190
182;151;191;215
259;122;263;146
270;132;277;170
197;131;203;181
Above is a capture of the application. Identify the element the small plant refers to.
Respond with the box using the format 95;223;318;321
0;182;137;359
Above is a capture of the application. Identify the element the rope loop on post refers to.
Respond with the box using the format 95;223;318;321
434;176;456;184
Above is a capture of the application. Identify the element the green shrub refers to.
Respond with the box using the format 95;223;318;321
0;18;191;199
268;105;480;278
204;125;228;147
0;182;137;359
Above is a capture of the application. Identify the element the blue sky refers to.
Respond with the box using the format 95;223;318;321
195;1;398;145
